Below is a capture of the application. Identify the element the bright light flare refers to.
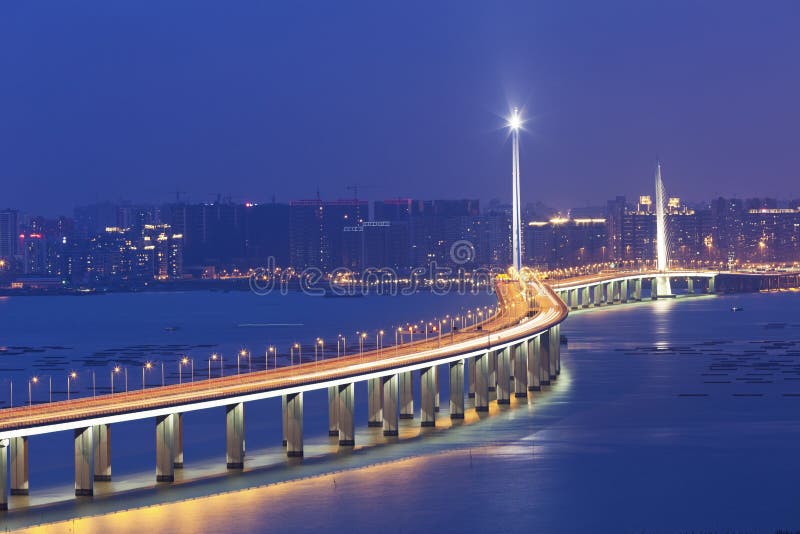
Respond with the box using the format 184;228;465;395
507;107;522;131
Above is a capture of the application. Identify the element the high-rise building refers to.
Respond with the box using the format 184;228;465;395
525;218;608;268
244;202;290;268
288;199;366;270
0;209;19;260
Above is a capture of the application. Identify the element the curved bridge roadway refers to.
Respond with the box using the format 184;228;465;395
0;278;568;509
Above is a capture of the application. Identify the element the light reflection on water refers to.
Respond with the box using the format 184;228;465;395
5;291;800;532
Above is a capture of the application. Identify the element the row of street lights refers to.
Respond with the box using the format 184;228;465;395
9;304;501;409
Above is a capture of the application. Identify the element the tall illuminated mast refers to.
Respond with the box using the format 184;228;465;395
654;161;673;296
508;108;523;273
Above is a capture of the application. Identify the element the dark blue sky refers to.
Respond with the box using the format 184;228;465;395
1;1;799;215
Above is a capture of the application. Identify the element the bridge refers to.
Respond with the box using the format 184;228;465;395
2;267;798;511
0;278;568;509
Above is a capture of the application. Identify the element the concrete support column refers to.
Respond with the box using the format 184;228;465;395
399;371;414;419
651;277;658;299
553;324;562;376
382;374;399;436
286;392;304;458
0;440;8;511
173;414;183;469
337;383;355;446
327;386;339;436
93;424;111;481
569;289;578;309
282;394;288;446
474;352;490;412
634;278;642;301
708;276;715;293
449;360;465;419
488;350;497;392
540;330;551;386
367;378;383;428
621;280;629;303
514;342;528;397
155;414;174;482
467;356;476;398
74;427;94;496
593;284;603;306
9;436;29;495
420;366;436;427
582;287;590;308
434;367;440;413
687;277;694;294
605;282;614;304
496;348;511;405
226;402;245;469
527;336;541;391
549;326;559;379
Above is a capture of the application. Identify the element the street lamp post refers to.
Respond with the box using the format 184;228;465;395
111;366;121;394
179;357;190;384
209;354;220;380
67;371;77;400
143;362;153;390
28;376;38;407
359;332;367;360
316;338;324;363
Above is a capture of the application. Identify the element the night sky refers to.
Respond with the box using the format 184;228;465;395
1;1;799;215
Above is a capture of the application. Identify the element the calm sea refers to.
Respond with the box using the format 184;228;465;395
3;289;800;532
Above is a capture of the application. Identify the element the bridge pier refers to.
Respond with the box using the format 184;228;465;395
540;330;551;385
382;374;399;436
569;289;579;309
435;366;440;413
552;324;561;376
488;350;497;392
337;383;355;446
549;325;561;380
327;386;339;436
420;366;436;427
514;342;528;397
708;276;715;294
474;352;490;412
605;282;614;304
593;284;603;306
226;403;245;469
173;414;183;469
399;371;414;419
93;424;111;481
0;439;7;510
155;414;174;482
367;378;382;428
687;277;694;294
282;394;289;446
620;280;629;303
582;286;591;308
449;360;465;419
9;436;28;495
74;426;94;496
496;348;511;405
527;335;541;391
634;278;642;300
467;356;476;398
285;392;304;457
